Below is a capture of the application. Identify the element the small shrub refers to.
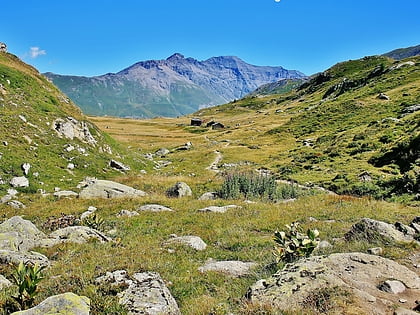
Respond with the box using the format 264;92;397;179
274;222;319;263
11;261;45;310
82;213;105;231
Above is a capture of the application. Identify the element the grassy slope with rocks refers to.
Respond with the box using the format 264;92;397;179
0;52;418;315
0;52;150;194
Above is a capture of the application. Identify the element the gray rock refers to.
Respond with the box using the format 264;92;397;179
53;117;97;146
9;176;29;188
21;163;31;176
109;159;130;172
117;209;140;217
7;200;26;209
378;280;406;294
165;235;207;251
11;292;90;315
198;192;219;200
317;240;332;249
118;272;181;315
155;148;170;156
67;163;75;170
0;274;11;290
198;259;256;277
345;218;416;244
367;247;383;255
79;178;147;199
0;194;12;204
80;206;97;220
394;307;419;315
137;204;174;212
53;190;78;199
49;226;111;244
197;205;240;213
95;270;131;286
246;253;420;314
166;182;192;198
402;104;420;115
0;42;7;53
378;93;390;100
7;189;18;196
0;250;50;267
0;216;47;240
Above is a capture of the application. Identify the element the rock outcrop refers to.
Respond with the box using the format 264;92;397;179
53;117;97;146
137;204;174;212
49;226;111;244
197;205;240;213
78;178;147;199
11;292;90;315
246;252;420;314
198;259;256;277
96;270;181;315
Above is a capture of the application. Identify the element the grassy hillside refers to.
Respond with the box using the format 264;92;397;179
0;52;149;194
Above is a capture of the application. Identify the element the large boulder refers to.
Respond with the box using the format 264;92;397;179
198;259;256;277
11;292;90;315
166;182;192;198
96;270;181;315
79;178;147;199
246;252;420;315
345;218;418;244
9;177;29;188
49;226;111;244
0;250;50;267
53;117;97;146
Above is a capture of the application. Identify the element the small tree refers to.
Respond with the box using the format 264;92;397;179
11;261;45;310
274;222;319;263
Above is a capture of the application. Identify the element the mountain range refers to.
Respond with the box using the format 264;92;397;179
44;54;305;118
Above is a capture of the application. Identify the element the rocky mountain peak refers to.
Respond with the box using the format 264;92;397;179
166;53;186;61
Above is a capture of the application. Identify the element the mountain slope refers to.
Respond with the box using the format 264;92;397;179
45;54;305;118
383;44;420;60
0;51;147;194
247;78;308;96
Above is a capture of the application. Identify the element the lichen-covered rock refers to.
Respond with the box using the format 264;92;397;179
9;176;29;188
11;292;90;315
166;182;192;198
137;204;174;212
198;259;256;277
246;253;420;315
49;226;111;244
118;271;181;315
53;117;97;146
0;250;50;267
165;235;207;251
79;178;147;199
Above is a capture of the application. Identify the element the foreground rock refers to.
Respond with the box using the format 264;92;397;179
198;259;256;277
96;270;181;315
246;252;420;314
165;235;207;251
11;292;90;315
166;182;192;198
49;226;111;244
137;204;174;212
197;205;240;213
79;178;147;199
0;250;50;267
345;218;419;244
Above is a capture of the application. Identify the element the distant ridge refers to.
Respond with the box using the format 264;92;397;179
383;44;420;60
44;54;305;118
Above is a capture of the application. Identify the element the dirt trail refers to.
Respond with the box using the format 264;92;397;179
206;150;223;173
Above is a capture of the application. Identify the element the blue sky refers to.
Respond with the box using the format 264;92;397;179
2;0;420;76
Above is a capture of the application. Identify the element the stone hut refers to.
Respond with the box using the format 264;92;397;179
190;118;202;126
211;122;225;130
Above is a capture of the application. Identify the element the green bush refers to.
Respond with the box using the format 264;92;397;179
11;261;45;310
274;222;319;263
82;213;105;231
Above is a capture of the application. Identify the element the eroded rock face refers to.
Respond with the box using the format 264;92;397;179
246;253;420;315
96;270;181;315
11;292;90;315
198;259;256;277
78;178;147;199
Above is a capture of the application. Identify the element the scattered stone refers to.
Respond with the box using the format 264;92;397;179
367;247;383;255
67;163;75;170
345;218;417;244
137;204;174;212
49;226;111;244
155;148;170;156
246;253;420;314
0;274;11;290
401;104;420;116
95;269;131;286
80;206;97;220
9;176;29;188
78;178;147;199
65;144;75;152
53;190;78;199
10;292;90;315
165;235;207;251
198;192;219;200
317;240;332;249
0;195;12;204
378;280;406;294
7;189;18;196
7;200;26;209
378;93;390;100
399;299;408;304
53;117;97;146
2;141;7;146
117;209;140;217
109;159;130;172
21;163;31;176
166;182;192;198
198;259;256;277
18;115;27;123
197;205;240;213
308;217;318;222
